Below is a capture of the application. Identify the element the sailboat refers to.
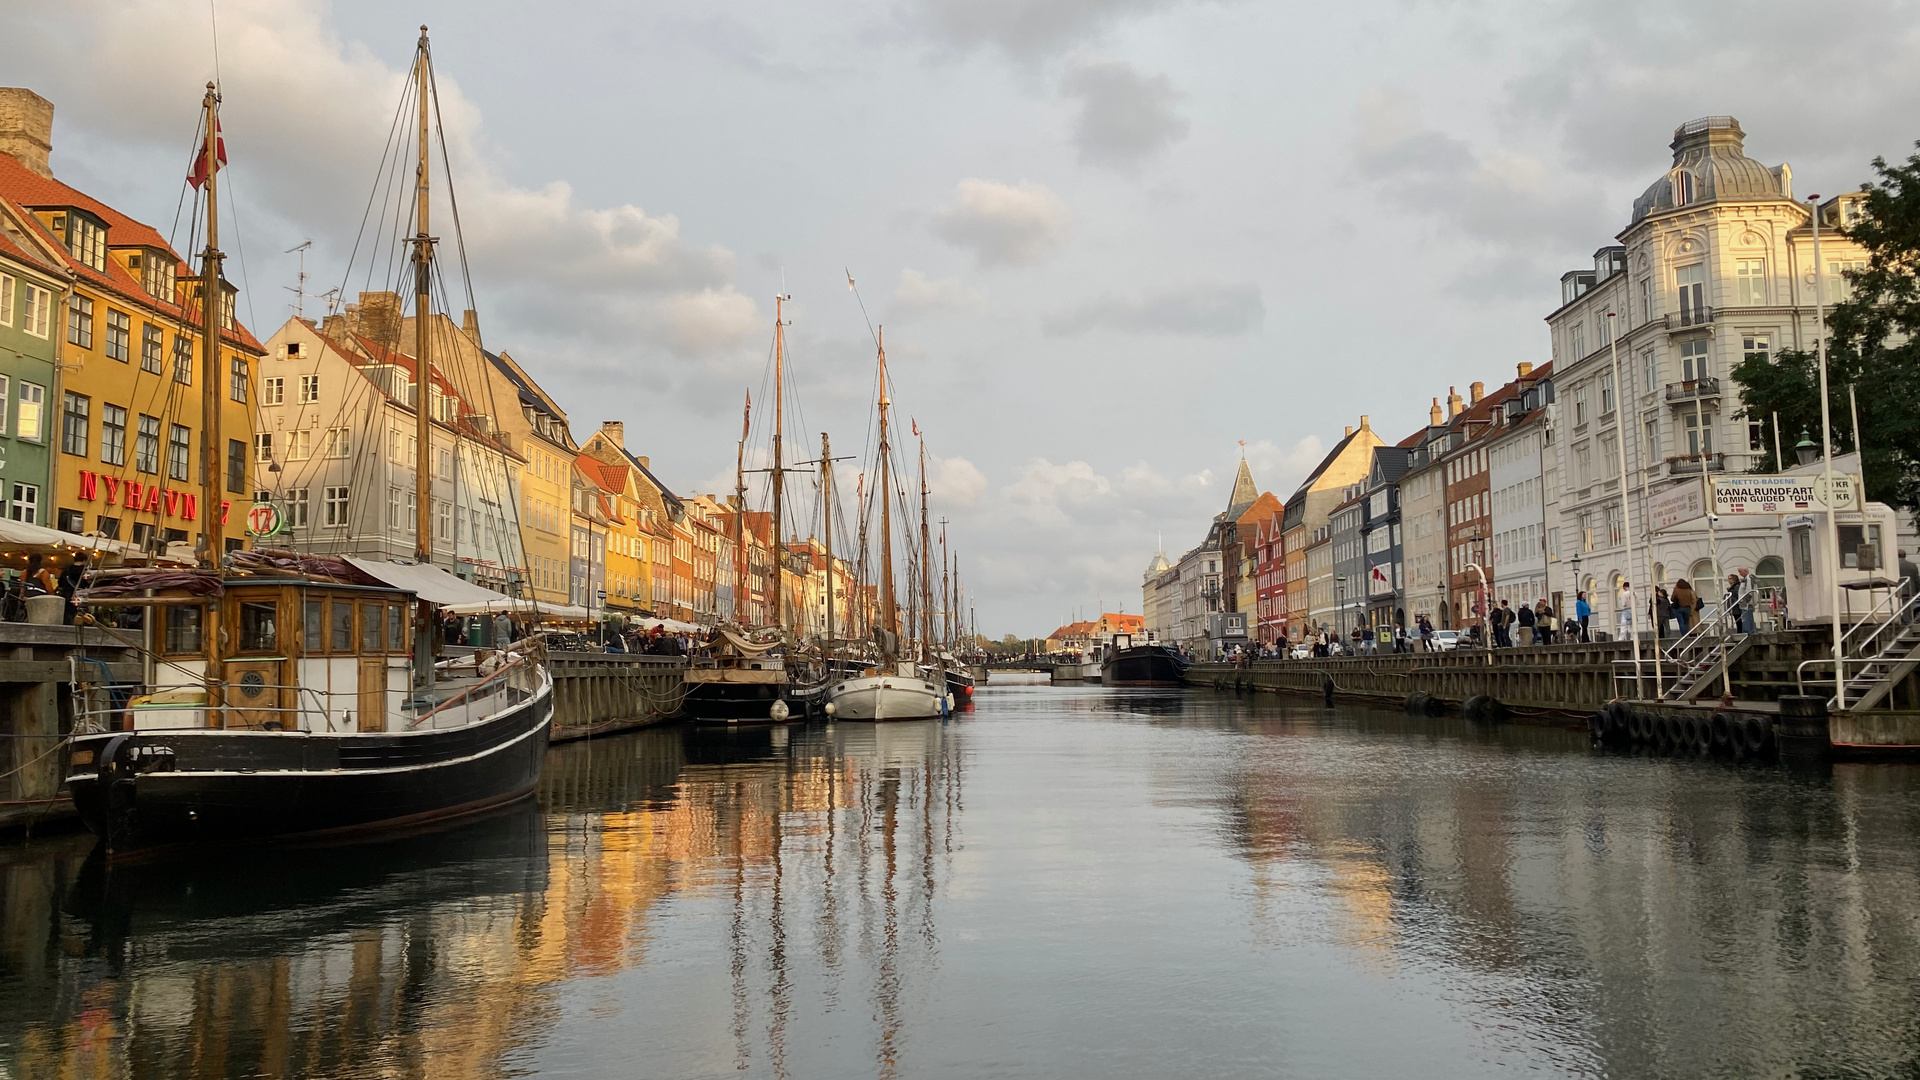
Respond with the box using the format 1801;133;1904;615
824;329;946;722
62;33;554;857
684;295;824;723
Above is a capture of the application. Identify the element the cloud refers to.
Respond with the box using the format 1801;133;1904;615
1059;59;1190;170
930;179;1068;267
1241;436;1327;497
6;1;759;366
999;458;1113;525
904;0;1189;59
929;455;989;507
1043;279;1263;336
891;268;986;315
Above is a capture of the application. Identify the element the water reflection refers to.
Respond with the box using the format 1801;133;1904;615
3;688;1919;1078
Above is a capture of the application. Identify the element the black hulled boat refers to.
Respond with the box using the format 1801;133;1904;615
1100;632;1187;687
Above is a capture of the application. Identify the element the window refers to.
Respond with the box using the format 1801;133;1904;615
1575;443;1592;488
253;432;274;463
165;606;204;655
262;376;284;405
174;335;193;383
435;446;453;479
65;214;106;272
1676;264;1706;322
230;355;249;403
1642;348;1658;393
1735;259;1767;305
1596;313;1612;347
1605;503;1623;546
1684;412;1714;458
168;424;190;481
227;439;246;494
1827;260;1867;304
136;414;160;473
305;600;325;652
436;498;452;540
141;251;176;301
298;374;319;403
1600;371;1615;415
9;482;37;524
22;284;50;338
388;486;404;529
285;428;311;461
238;602;278;653
1598;432;1619;477
407;491;417;535
1681;339;1711;383
1674;171;1696;205
100;404;126;465
323;427;350;458
220;288;235;331
287;488;309;528
1742;334;1771;367
0;273;11;326
1570;322;1587;359
1573;383;1588;426
105;310;130;362
60;392;88;456
331;598;353;650
324;486;349;527
141;323;163;373
1644;417;1659;462
17;383;43;442
95;516;120;539
66;294;93;348
1749;420;1767;454
388;606;404;652
1639;278;1652;322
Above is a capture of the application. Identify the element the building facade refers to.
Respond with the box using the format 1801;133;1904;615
0;200;65;525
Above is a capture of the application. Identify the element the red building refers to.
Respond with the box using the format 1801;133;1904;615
1253;507;1287;645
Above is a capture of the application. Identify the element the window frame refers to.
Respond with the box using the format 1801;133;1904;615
60;391;89;456
135;414;161;474
104;308;130;362
17;382;44;442
100;404;127;466
66;294;93;349
167;423;191;482
229;355;249;403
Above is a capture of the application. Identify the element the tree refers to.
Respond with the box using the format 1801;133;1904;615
1733;144;1920;518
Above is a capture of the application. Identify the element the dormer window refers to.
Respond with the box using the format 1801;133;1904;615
59;211;108;273
1673;170;1697;205
140;251;176;302
220;285;236;331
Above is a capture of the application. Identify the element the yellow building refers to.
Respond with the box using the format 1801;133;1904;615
0;101;263;550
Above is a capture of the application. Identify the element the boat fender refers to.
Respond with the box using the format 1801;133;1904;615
770;699;790;722
1744;715;1771;756
98;733;132;777
1710;711;1733;752
1588;709;1606;741
823;702;837;717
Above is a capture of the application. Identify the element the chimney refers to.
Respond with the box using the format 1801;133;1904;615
637;456;649;470
1344;426;1353;438
356;291;402;344
1358;414;1370;431
1429;397;1443;425
600;420;625;448
1447;386;1464;419
1470;381;1485;405
0;88;55;179
1516;362;1534;380
461;309;480;344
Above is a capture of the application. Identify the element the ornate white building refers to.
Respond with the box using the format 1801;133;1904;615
1545;116;1871;626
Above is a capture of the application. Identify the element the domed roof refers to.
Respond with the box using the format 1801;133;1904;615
1631;117;1790;223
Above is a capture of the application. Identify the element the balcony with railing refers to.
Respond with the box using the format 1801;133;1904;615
1665;453;1725;476
1667;305;1714;330
1664;376;1722;404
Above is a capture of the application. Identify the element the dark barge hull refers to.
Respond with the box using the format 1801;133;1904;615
683;680;814;724
943;667;976;704
65;685;553;859
1101;646;1187;687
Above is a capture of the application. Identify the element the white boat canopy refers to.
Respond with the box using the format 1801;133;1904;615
436;594;594;621
0;519;142;557
343;557;512;608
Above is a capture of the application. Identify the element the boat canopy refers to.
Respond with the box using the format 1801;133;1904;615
343;557;506;607
438;594;593;620
0;518;142;557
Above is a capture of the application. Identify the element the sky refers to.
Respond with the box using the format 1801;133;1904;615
9;0;1920;637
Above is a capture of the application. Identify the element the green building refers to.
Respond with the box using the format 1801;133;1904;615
0;203;67;524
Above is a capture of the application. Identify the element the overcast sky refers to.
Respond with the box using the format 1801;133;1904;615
10;0;1920;636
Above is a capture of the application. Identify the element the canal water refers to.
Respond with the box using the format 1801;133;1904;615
4;678;1920;1078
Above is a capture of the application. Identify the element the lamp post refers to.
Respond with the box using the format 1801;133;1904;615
1335;574;1347;645
1571;553;1583;642
1809;195;1847;709
1608;311;1645;698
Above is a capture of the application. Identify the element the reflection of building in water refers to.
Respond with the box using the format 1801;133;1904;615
1218;715;1920;1073
0;721;965;1080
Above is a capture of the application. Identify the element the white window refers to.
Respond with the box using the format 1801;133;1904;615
323;427;350;458
287;488;309;528
299;374;320;403
285;428;312;461
435;447;453;480
65;214;106;272
10;482;38;524
0;375;8;435
1639;278;1651;322
262;376;284;405
1569;322;1586;359
1676;263;1706;322
324;486;350;527
1600;371;1614;415
1573;383;1589;426
1681;339;1711;383
0;273;12;327
1827;260;1867;304
1742;334;1771;367
254;432;274;463
1642;348;1658;393
388;486;404;529
1735;259;1767;306
17;382;44;441
1684;412;1714;458
22;284;51;338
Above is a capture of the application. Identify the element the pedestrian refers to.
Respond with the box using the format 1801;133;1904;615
1360;625;1375;655
56;552;87;624
1653;585;1671;641
1575;591;1591;641
1494;599;1515;648
1670;578;1696;634
1902;549;1920;601
1393;623;1408;654
1516;598;1535;646
1735;567;1758;633
493;610;513;647
1616;580;1636;641
1536;600;1556;645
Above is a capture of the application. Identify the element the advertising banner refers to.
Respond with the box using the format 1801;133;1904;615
1648;483;1705;531
1712;474;1859;515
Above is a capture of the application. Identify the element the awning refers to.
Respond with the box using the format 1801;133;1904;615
438;594;595;620
633;617;706;634
0;519;141;557
343;557;512;607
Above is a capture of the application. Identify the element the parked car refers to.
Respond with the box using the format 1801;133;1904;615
1430;630;1461;652
1289;643;1312;660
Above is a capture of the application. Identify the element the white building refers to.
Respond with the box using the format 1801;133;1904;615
1544;116;1872;628
1487;364;1555;610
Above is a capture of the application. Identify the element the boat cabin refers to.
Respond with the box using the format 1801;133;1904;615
87;575;416;734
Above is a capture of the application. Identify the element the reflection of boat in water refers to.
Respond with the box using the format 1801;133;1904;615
1101;632;1187;687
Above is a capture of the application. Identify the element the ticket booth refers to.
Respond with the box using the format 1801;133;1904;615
1781;501;1904;624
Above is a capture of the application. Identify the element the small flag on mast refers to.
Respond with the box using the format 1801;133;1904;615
189;120;227;189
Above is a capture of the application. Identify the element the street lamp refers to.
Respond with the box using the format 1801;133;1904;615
1335;574;1347;644
1569;553;1582;639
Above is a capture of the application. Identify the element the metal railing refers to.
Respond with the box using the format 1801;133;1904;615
1664;376;1721;403
1669;305;1714;329
1666;453;1725;476
1796;587;1920;699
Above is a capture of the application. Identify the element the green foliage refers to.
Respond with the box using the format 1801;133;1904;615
1732;143;1920;513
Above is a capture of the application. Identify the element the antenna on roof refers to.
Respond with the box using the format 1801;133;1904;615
284;239;312;317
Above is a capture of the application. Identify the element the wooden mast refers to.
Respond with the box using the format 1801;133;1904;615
197;83;225;569
410;27;437;687
771;294;788;635
877;329;897;646
735;390;750;625
918;434;932;661
940;519;950;648
821;431;834;653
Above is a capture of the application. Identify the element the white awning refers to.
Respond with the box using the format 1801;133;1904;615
437;594;595;621
0;519;141;556
343;557;510;607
